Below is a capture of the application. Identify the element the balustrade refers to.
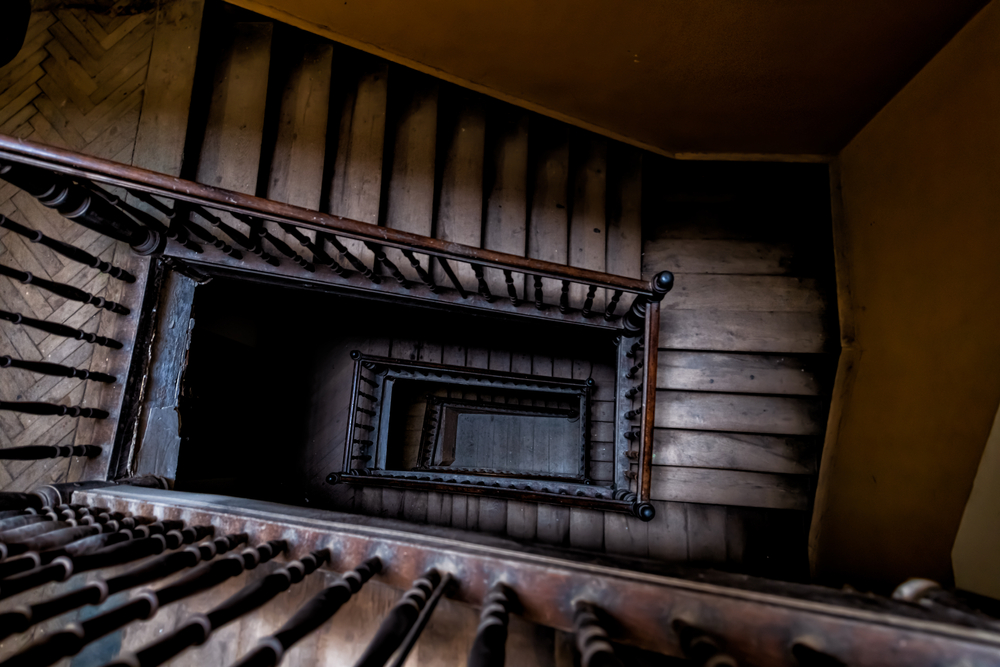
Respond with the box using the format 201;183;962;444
0;486;988;667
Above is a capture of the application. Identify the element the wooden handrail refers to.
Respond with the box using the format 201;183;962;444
0;134;651;295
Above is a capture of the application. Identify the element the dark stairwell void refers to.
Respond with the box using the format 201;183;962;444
173;276;618;511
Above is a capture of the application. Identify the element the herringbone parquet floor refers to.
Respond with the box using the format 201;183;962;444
0;5;154;493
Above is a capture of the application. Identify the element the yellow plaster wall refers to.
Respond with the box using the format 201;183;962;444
811;0;1000;589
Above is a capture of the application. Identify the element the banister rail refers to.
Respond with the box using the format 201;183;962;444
27;485;996;667
0;134;651;300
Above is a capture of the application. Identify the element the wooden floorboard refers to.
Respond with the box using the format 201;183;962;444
0;5;158;492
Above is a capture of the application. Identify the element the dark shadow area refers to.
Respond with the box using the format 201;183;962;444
174;277;616;506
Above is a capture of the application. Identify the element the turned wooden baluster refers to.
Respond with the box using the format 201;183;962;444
108;549;331;667
1;355;116;383
364;242;409;286
559;280;571;313
472;264;495;303
401;249;439;293
0;532;248;642
582;285;598;317
604;290;623;320
437;258;469;297
624;384;642;400
0;263;129;315
0;161;159;254
84;183;200;255
502;270;519;305
0;444;101;460
624;361;643;379
276;222;348;276
0;308;123;348
353;569;452;667
0;215;136;282
134;190;243;258
124;188;206;254
533;275;544;309
388;572;454;667
0;525;213;601
673;620;741;667
0;400;108;419
626;340;643;358
622;271;674;338
573;601;623;667
230;557;382;667
189;205;279;266
467;583;517;667
233;212;315;271
324;234;381;283
2;539;286;667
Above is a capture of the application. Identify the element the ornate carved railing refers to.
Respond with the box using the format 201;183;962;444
0;484;997;667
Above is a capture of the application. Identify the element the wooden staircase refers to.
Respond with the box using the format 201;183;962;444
0;0;838;582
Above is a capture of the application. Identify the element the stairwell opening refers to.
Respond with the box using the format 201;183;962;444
172;275;618;510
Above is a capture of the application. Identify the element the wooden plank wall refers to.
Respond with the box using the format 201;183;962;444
150;3;839;577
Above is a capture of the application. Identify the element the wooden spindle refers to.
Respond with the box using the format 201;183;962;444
624;429;640;441
624;385;642;400
502;270;519;306
229;557;382;667
0;444;101;460
388;572;454;667
622;271;674;338
1;540;286;667
109;549;331;667
169;201;243;258
359;374;379;388
401;249;440;293
354;570;443;667
468;583;516;667
624;408;641;419
573;601;623;667
365;242;409;287
325;234;381;283
0;215;136;282
354;423;375;432
582;284;598;317
0;525;213;601
233;213;315;271
358;391;377;403
0;400;108;419
125;189;205;253
604;290;623;320
626;340;643;358
472;265;495;302
624;361;643;379
1;355;116;384
190;205;279;266
673;620;741;667
0;263;129;315
278;222;348;276
0;161;159;253
559;280;570;313
438;258;469;298
0;308;123;349
0;533;249;643
356;407;376;417
533;275;544;310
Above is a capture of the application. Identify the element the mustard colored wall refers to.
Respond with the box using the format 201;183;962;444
229;0;984;157
811;0;1000;589
953;402;1000;600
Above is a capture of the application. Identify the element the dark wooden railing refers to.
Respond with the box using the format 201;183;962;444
0;133;669;331
0;484;995;667
0;132;671;517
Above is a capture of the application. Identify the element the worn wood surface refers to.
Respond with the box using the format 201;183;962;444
0;4;164;490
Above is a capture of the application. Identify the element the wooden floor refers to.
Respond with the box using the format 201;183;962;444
0;4;158;492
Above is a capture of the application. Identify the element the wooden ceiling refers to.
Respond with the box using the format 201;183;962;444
229;0;987;158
